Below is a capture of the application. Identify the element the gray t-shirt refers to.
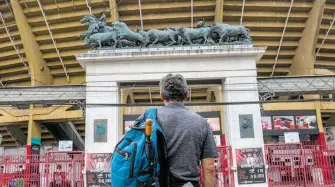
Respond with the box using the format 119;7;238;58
157;102;218;182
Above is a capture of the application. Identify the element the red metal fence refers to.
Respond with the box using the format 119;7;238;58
265;143;335;187
0;151;84;187
200;146;234;187
4;144;335;187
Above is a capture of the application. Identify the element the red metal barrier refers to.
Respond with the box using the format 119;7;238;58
265;143;307;187
4;144;335;187
0;151;84;187
265;143;335;187
200;146;234;187
303;144;335;186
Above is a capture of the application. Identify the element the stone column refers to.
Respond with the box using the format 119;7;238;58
84;81;120;186
223;76;268;187
85;81;120;153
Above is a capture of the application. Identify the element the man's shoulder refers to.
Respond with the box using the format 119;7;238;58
157;106;207;124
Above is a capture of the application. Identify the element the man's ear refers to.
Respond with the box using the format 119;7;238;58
185;90;190;101
160;91;165;101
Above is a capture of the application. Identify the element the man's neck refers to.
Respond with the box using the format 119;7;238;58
164;100;183;105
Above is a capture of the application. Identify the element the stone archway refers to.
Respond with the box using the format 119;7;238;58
77;45;267;187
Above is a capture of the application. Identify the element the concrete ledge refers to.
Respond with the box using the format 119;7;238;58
76;45;266;69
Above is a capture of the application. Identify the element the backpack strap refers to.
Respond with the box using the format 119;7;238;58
144;108;157;121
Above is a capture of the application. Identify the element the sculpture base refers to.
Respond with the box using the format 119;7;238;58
94;43;253;51
87;44;254;54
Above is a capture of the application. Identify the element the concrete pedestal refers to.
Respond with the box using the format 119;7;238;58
76;45;267;187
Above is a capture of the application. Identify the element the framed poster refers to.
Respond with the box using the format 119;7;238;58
199;111;222;135
236;148;266;184
124;120;135;134
213;135;221;146
262;110;319;136
239;114;254;138
295;116;317;129
205;117;221;131
86;153;112;187
325;126;335;145
261;116;272;131
273;116;295;130
123;115;139;134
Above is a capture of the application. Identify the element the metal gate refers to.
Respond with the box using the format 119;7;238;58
200;146;234;187
265;143;335;187
44;151;84;187
0;151;84;187
265;143;306;187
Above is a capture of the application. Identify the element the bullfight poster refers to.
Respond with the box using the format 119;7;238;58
86;153;112;187
236;148;266;184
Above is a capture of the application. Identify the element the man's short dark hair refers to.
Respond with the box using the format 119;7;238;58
159;73;188;101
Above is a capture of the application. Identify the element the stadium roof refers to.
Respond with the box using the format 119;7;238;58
0;0;334;86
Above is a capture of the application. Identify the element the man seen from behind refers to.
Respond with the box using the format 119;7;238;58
157;73;218;187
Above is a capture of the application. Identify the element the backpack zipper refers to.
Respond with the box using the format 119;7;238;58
129;142;137;178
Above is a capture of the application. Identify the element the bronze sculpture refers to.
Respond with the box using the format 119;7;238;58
78;14;253;50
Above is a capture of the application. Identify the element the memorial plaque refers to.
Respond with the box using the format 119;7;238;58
236;148;266;184
239;114;254;138
94;119;107;142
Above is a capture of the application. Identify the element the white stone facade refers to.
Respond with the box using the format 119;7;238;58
76;45;267;187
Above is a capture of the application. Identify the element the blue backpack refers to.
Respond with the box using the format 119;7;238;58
111;108;169;187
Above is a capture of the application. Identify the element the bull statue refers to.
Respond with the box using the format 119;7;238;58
78;15;253;49
211;22;252;44
111;21;147;47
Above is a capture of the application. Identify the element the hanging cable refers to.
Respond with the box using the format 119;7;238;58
138;0;144;31
271;0;294;77
240;0;245;25
23;1;31;16
5;0;13;17
85;0;92;14
191;0;194;28
36;0;70;82
0;12;31;75
0;77;6;87
72;0;76;9
315;13;335;61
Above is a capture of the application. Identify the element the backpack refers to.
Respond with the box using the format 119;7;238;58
111;108;169;187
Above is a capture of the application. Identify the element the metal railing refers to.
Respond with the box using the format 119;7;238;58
0;151;84;187
2;143;335;187
265;143;335;187
200;146;234;187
